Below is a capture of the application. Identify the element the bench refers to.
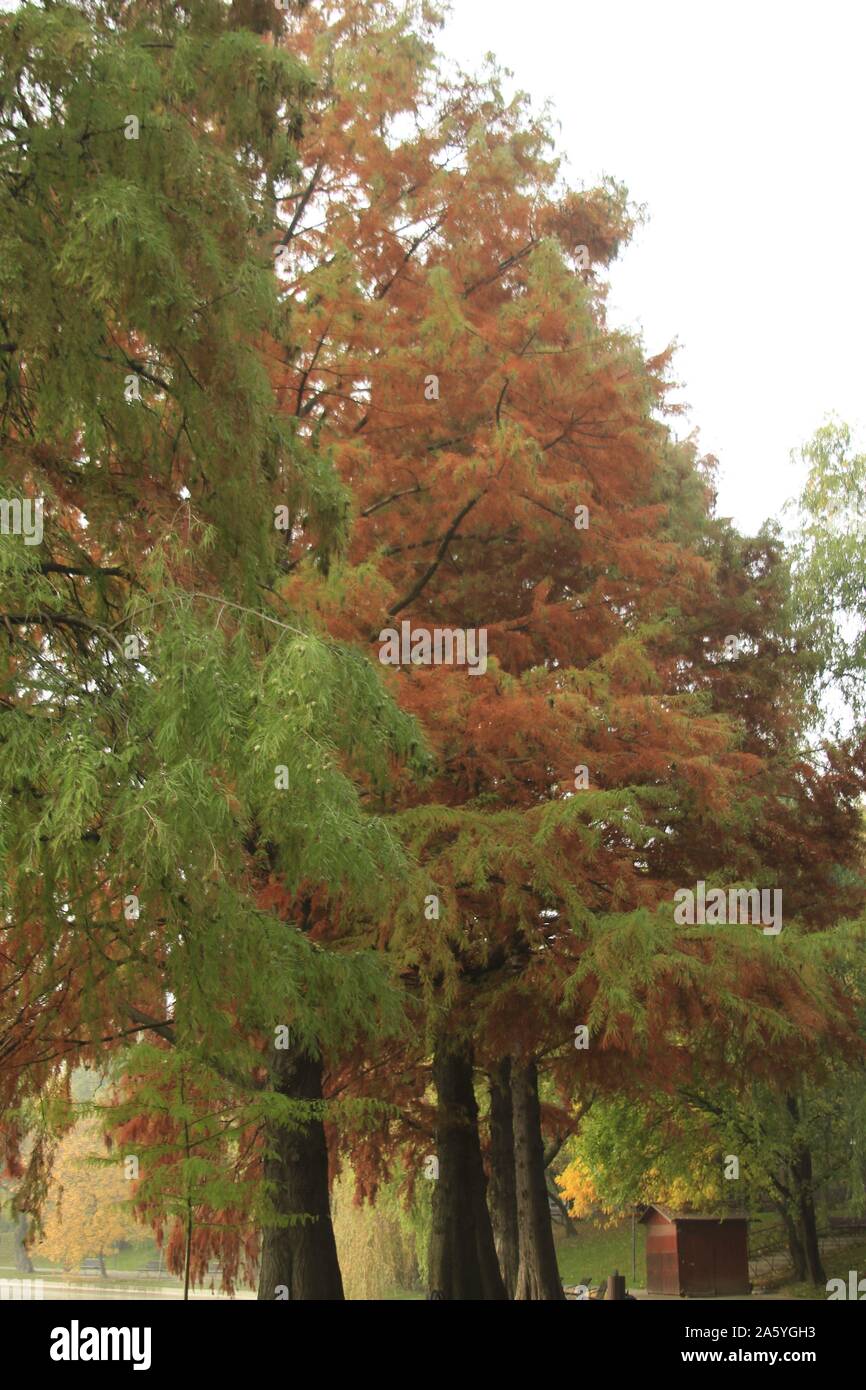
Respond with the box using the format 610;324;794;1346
828;1217;866;1232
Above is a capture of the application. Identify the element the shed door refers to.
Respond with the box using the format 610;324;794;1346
678;1223;716;1296
713;1223;750;1295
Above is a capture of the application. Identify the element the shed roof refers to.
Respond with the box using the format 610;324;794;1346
638;1204;748;1225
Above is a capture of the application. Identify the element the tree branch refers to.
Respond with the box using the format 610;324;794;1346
386;491;483;616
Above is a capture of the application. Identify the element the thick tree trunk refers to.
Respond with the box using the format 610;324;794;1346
512;1059;565;1300
798;1193;825;1286
257;1045;344;1300
786;1094;826;1285
487;1058;519;1297
792;1154;825;1285
779;1203;807;1282
428;1034;507;1300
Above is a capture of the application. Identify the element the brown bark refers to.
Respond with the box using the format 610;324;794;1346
512;1058;565;1300
487;1058;519;1297
798;1190;825;1287
257;1045;344;1301
786;1094;826;1286
427;1033;507;1300
778;1202;807;1282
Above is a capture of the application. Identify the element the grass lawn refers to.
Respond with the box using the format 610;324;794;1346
105;1242;163;1272
555;1218;645;1290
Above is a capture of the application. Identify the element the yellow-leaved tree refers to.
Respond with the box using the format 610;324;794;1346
555;1097;725;1227
37;1118;139;1274
557;1155;723;1225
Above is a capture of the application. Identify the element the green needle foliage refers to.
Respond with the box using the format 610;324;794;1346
0;0;344;592
0;0;426;1246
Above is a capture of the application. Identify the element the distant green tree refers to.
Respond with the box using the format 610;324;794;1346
559;1058;866;1286
789;419;866;720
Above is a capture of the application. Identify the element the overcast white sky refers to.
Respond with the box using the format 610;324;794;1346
440;0;866;535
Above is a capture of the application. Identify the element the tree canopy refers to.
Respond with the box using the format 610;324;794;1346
1;0;865;1303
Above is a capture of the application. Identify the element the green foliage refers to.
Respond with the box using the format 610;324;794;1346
789;419;866;720
0;551;420;1061
0;0;343;594
0;0;427;1265
331;1166;424;1298
561;1061;866;1232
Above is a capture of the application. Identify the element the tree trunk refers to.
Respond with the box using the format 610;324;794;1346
798;1193;825;1286
779;1203;807;1282
428;1033;507;1300
487;1058;519;1297
792;1152;825;1285
257;1045;344;1300
786;1094;826;1285
512;1058;565;1300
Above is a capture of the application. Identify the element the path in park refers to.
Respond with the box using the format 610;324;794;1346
34;1280;257;1300
0;1267;256;1301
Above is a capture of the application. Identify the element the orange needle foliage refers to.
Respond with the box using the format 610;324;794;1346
269;0;866;1076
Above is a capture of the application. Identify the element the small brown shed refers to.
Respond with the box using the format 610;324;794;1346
640;1205;750;1297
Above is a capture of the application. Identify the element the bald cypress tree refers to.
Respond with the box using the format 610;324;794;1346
0;0;423;1298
